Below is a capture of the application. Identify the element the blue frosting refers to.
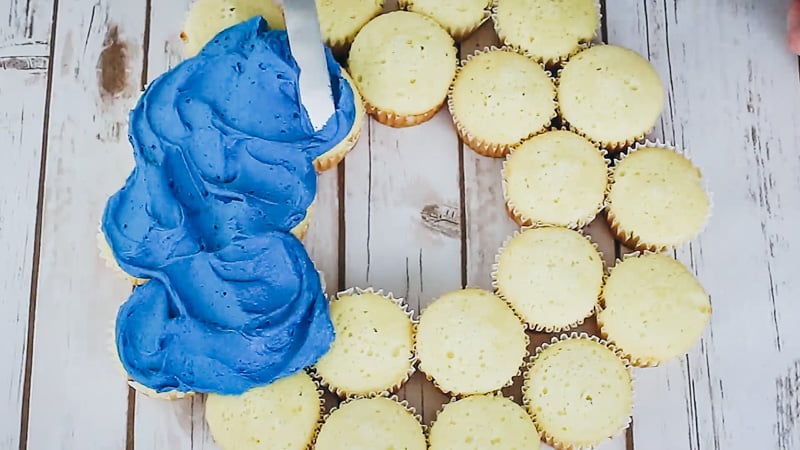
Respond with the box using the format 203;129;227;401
102;16;355;395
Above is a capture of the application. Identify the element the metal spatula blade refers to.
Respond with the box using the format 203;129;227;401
283;0;335;131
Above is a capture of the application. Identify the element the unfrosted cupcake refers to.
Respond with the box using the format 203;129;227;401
607;143;710;251
493;0;599;64
348;11;457;127
448;48;556;157
429;395;541;450
313;288;415;397
503;130;608;227
205;372;322;450
317;0;384;53
415;288;527;395
558;44;665;150
598;253;712;367
181;0;285;57
314;396;426;450
313;69;366;172
399;0;491;41
494;227;604;332
523;334;633;449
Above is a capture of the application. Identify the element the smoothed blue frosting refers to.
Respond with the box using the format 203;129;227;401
102;16;355;395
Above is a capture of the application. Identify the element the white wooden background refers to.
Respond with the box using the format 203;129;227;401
1;0;799;449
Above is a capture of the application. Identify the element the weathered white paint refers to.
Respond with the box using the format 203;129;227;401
0;0;53;448
24;0;147;448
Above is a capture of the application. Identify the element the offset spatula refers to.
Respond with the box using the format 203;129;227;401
283;0;335;131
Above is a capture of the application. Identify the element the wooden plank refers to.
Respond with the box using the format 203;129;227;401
607;1;800;449
0;0;54;448
24;0;148;448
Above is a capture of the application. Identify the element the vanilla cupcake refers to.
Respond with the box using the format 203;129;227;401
429;395;541;450
493;0;599;64
399;0;491;41
314;396;426;450
205;372;322;450
313;288;415;397
415;288;527;395
523;334;633;449
449;48;556;157
348;11;457;127
181;0;285;57
607;143;710;251
503;130;608;227
494;227;604;332
313;69;366;172
317;0;384;53
598;253;712;367
558;44;665;150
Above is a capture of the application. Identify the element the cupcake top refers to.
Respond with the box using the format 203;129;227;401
449;48;556;156
181;0;285;57
348;11;457;119
314;397;426;450
493;0;599;63
313;289;415;396
205;372;321;450
317;0;385;52
399;0;491;41
523;335;633;449
607;144;710;251
557;44;665;149
415;288;527;395
503;130;608;227
429;395;541;450
494;227;604;331
598;253;712;366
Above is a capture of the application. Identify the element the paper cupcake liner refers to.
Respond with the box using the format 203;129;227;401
521;332;634;450
366;101;442;128
314;68;367;172
491;227;607;333
311;287;417;399
606;140;714;252
398;0;492;42
501;129;611;229
447;46;558;158
96;228;148;286
414;289;531;397
490;0;603;67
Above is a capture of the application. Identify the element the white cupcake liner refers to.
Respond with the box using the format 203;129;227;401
501;127;612;229
606;140;714;253
491;226;607;333
521;332;635;450
447;46;558;158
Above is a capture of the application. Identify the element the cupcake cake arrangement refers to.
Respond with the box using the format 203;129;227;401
98;0;713;449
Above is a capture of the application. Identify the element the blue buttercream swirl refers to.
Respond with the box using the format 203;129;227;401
102;16;355;395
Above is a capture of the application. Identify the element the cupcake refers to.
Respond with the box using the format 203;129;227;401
398;0;491;41
181;0;285;57
448;48;556;157
503;130;608;228
313;288;415;397
415;288;527;395
607;143;710;251
598;253;712;367
557;44;665;150
314;396;426;450
317;0;385;54
493;0;599;64
313;69;366;172
348;11;458;127
205;371;322;450
429;395;541;450
523;334;633;449
493;227;604;332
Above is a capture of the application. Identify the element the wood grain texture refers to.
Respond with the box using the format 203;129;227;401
0;0;53;448
24;0;147;448
607;1;800;449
